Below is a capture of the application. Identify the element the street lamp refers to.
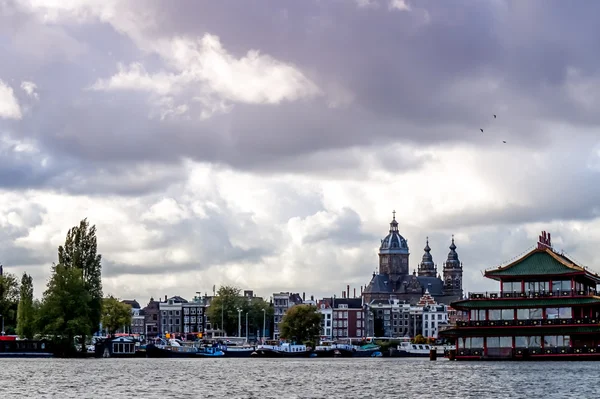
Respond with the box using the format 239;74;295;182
262;308;266;342
245;312;248;342
237;308;242;337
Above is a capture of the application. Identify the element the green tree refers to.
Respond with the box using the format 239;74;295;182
38;265;93;350
206;286;247;336
57;219;103;350
101;296;132;335
279;304;321;345
0;272;20;334
245;298;274;339
16;272;35;339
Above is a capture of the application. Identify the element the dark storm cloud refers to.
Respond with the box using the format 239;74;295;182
2;0;600;193
302;208;380;246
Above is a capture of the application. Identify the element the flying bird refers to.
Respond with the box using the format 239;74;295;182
480;128;484;133
502;141;506;143
494;114;497;118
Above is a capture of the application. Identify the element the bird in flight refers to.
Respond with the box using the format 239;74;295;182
480;128;484;133
502;140;506;143
494;114;497;118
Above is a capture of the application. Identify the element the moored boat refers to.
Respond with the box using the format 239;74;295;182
251;340;312;358
146;339;224;358
390;341;454;357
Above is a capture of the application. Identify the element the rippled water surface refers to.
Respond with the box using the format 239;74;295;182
0;358;594;398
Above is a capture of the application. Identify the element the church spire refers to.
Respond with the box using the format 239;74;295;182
389;210;399;232
418;236;436;277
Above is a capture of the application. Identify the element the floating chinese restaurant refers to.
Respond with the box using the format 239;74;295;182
440;231;600;360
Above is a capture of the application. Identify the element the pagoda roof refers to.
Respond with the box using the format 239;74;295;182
452;296;600;310
439;325;600;338
484;247;600;282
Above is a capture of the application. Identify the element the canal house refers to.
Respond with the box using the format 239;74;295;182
440;231;600;360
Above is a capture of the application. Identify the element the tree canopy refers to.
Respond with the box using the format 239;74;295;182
279;304;322;345
16;272;36;339
0;272;19;334
38;218;103;351
101;296;132;335
206;285;273;337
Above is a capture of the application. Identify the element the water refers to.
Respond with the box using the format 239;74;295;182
0;358;593;398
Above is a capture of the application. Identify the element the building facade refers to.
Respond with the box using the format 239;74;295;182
159;295;188;336
362;212;463;305
142;298;160;338
183;296;206;339
441;231;600;360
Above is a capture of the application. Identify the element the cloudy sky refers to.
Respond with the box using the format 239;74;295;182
1;0;600;304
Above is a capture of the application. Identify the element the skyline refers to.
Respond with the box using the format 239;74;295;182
1;0;600;301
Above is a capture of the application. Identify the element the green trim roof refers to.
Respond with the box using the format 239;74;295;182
485;249;584;279
440;325;600;337
452;296;600;310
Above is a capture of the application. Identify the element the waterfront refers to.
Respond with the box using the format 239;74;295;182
0;358;592;398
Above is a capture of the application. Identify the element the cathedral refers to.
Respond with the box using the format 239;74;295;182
362;212;463;305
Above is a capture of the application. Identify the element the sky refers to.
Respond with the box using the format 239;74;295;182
2;0;600;304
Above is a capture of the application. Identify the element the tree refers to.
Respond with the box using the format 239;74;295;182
279;304;321;345
16;272;35;339
101;296;132;336
206;286;247;336
0;272;20;334
245;298;274;339
57;219;103;350
412;334;427;344
38;265;93;350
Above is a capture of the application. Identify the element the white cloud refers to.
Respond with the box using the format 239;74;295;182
389;0;411;11
20;81;39;100
0;80;22;120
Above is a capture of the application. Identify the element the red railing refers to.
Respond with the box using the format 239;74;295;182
467;290;596;300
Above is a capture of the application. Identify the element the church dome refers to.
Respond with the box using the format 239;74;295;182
379;211;409;254
444;235;461;269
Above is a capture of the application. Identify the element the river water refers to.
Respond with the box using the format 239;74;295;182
0;357;592;398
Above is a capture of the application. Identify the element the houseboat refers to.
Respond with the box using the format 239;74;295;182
146;338;225;358
391;341;455;357
0;336;53;358
440;231;600;360
313;340;382;357
251;340;312;357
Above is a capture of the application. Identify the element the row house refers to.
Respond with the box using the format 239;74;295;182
118;300;145;336
365;298;423;338
159;295;189;336
182;296;206;338
143;298;160;338
322;298;365;339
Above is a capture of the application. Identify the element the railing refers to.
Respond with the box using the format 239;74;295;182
467;290;596;299
456;318;598;328
457;346;600;357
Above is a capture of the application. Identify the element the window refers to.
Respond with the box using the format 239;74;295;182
517;309;529;319
502;281;521;292
462;337;484;349
488;309;501;321
530;308;542;319
357;320;361;328
559;308;572;318
501;309;514;320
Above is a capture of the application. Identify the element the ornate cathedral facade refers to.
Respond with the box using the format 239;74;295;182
362;212;464;305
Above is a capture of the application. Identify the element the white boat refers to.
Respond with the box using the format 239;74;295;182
392;341;456;357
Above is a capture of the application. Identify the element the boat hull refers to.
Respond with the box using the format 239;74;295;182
223;349;255;358
145;344;224;358
251;348;313;358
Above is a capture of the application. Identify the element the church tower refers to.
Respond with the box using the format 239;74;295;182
378;211;409;285
443;235;463;298
417;237;437;277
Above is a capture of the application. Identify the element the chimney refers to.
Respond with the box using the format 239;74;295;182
347;285;350;299
342;290;345;299
361;286;363;294
354;288;356;298
302;292;305;301
311;295;314;301
165;295;167;302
